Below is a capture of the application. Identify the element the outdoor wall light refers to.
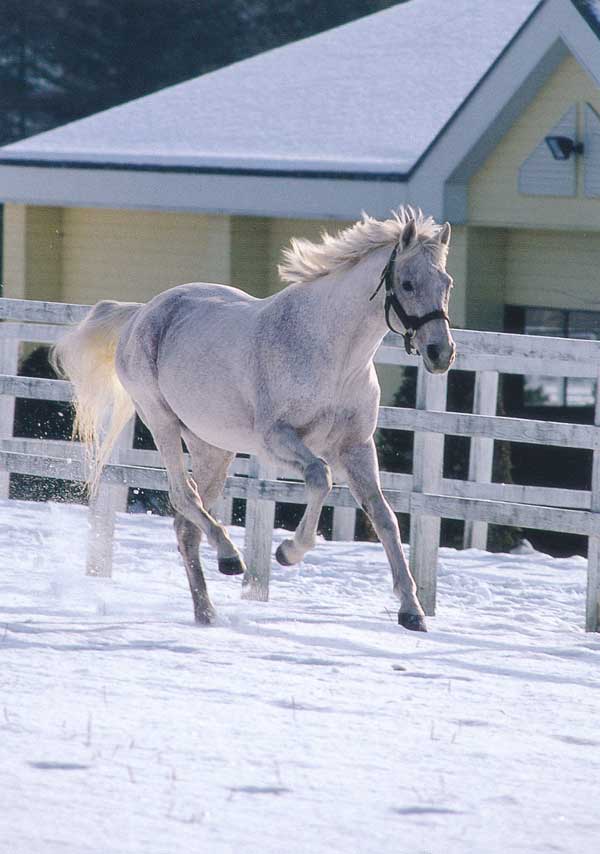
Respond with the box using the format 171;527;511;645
545;135;584;160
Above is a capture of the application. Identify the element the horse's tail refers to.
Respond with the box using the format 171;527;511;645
51;300;141;495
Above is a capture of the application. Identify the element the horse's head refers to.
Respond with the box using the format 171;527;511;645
382;217;456;374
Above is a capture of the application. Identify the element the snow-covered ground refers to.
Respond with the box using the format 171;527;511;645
2;498;599;854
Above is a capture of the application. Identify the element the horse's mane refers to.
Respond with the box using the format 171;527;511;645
278;206;446;285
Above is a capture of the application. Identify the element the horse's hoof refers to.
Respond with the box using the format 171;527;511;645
194;606;216;625
398;612;428;632
218;555;246;576
275;542;294;566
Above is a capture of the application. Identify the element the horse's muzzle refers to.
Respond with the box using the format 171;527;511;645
423;341;456;374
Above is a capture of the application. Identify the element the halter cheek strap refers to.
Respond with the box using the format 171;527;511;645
369;242;450;355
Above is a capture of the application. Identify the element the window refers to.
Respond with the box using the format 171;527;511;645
520;307;600;407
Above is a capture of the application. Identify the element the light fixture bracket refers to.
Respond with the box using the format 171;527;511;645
545;135;584;161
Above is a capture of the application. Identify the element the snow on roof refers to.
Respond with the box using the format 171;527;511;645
1;0;542;175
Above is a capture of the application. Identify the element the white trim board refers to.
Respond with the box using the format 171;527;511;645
0;163;409;220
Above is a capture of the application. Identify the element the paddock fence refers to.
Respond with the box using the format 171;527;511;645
1;296;599;631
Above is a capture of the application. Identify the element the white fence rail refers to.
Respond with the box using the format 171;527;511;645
1;296;599;631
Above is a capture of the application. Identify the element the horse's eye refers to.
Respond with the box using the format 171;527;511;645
401;280;414;292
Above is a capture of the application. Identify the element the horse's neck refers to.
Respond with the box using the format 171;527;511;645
309;246;391;365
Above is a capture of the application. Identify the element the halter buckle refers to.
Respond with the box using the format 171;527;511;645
403;329;416;355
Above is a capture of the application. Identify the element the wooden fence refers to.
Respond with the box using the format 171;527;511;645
1;296;599;631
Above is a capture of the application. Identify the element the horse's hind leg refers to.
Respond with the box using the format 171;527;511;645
174;515;214;624
132;391;245;576
265;422;332;566
174;435;235;624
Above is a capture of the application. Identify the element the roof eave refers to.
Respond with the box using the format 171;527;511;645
0;154;411;183
0;158;410;220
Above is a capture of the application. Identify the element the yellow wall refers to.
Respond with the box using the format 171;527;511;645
230;216;270;296
469;54;600;229
505;228;600;310
465;228;507;330
445;224;467;329
192;215;353;297
60;208;231;304
2;204;62;301
267;217;352;294
3;205;232;304
2;204;27;299
438;224;505;332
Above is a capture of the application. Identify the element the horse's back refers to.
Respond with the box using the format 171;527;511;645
119;282;257;355
144;281;257;317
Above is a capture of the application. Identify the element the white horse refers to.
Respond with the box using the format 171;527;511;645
54;207;455;631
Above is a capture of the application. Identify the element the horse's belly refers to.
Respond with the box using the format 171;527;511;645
159;380;259;454
184;417;259;455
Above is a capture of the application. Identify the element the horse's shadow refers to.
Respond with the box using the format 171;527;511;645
4;601;599;692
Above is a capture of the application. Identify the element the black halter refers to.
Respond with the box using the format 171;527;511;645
369;242;450;355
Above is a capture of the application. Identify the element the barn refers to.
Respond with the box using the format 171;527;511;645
0;0;599;413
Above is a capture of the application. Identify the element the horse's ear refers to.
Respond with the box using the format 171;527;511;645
401;219;416;249
439;222;451;246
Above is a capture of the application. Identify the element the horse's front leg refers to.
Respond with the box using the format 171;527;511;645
264;422;332;566
339;438;427;631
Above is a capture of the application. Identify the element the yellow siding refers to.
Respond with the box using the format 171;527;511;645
60;208;231;304
2;204;27;299
469;54;600;229
267;217;352;293
505;229;600;310
2;204;62;301
230;217;270;296
26;207;62;302
446;224;467;329
465;228;507;331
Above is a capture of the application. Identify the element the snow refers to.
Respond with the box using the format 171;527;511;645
0;0;541;175
2;496;600;854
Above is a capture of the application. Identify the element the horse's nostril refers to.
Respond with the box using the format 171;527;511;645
426;344;440;362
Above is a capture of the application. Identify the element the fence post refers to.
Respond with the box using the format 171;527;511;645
331;506;356;541
213;495;233;526
586;372;600;632
409;366;448;616
85;418;135;577
464;370;499;550
242;457;276;602
212;452;234;527
0;336;20;499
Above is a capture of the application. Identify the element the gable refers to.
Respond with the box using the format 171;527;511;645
469;53;600;228
518;104;577;195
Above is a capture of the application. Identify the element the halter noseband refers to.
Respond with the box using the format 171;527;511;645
369;242;450;355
